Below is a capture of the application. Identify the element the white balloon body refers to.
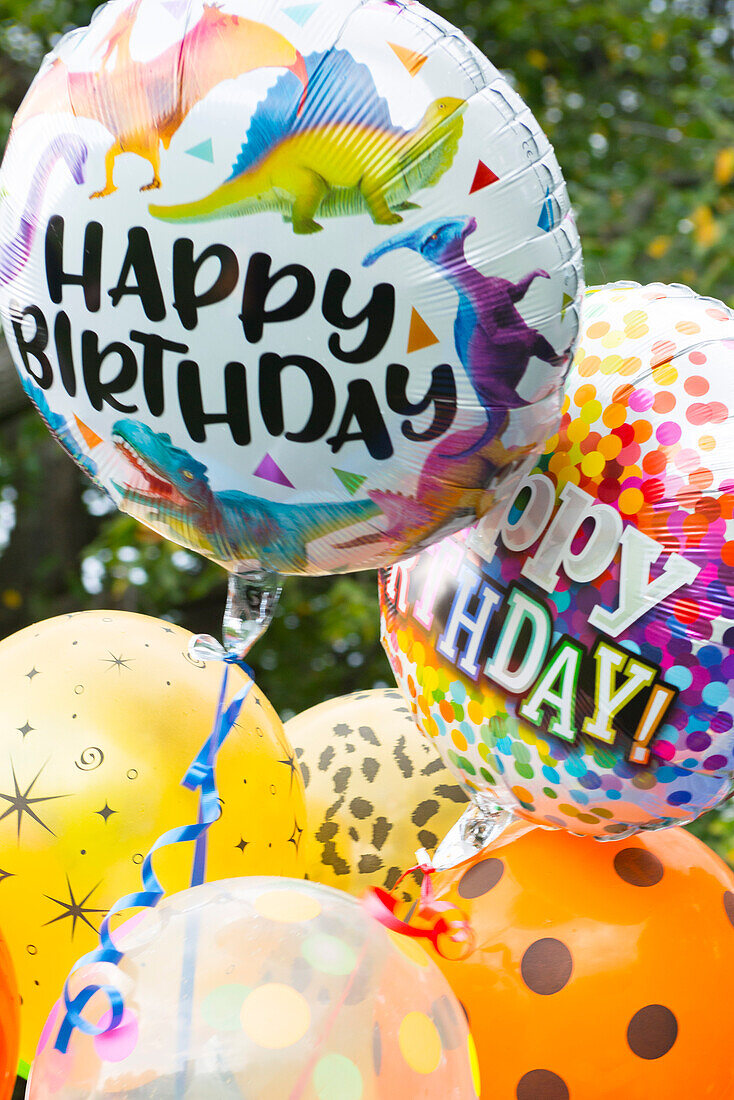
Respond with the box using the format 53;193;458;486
0;0;583;575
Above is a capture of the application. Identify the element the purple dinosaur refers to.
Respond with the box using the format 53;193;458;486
364;214;562;456
336;420;535;557
0;133;88;288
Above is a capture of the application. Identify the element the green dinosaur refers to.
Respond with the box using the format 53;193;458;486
111;420;381;573
149;48;465;233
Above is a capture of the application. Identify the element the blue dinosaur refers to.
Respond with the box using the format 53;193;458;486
111;420;382;572
19;375;100;485
364;215;562;456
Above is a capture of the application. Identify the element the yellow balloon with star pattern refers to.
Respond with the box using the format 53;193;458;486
285;689;468;902
0;610;305;1067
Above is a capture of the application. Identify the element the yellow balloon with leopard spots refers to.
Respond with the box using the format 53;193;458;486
0;610;305;1068
286;689;467;900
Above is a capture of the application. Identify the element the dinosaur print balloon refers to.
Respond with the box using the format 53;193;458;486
381;283;734;838
0;0;582;575
285;689;468;900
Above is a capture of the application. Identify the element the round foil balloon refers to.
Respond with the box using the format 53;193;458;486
0;611;305;1065
285;689;468;899
0;927;20;1100
380;283;734;837
28;877;480;1098
0;0;582;576
420;823;734;1099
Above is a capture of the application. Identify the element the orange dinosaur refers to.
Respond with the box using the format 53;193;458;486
12;0;307;198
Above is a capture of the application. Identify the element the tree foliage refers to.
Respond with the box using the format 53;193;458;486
0;0;733;856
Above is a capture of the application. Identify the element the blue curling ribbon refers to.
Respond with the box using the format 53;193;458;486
54;637;253;1054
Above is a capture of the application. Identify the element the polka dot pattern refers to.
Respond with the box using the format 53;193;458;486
380;283;734;837
516;1069;569;1100
313;1054;363;1100
723;890;734;928
613;848;664;887
458;858;504;899
29;877;478;1097
424;822;734;1100
398;1012;443;1074
627;1005;678;1060
255;890;321;924
240;984;311;1049
520;938;573;995
302;934;357;976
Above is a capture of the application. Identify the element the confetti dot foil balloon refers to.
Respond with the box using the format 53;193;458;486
0;611;305;1065
419;822;734;1099
28;878;480;1099
0;0;582;576
285;689;468;900
380;282;734;838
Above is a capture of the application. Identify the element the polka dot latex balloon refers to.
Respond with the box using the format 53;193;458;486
285;689;468;900
27;878;479;1099
0;611;305;1064
418;822;734;1099
380;282;734;837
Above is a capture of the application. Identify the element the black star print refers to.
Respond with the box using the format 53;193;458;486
95;802;117;823
289;820;304;855
0;869;13;883
0;763;69;840
235;838;248;853
100;652;134;673
278;752;300;793
254;697;263;708
17;722;34;739
44;877;107;940
25;667;40;681
162;627;175;634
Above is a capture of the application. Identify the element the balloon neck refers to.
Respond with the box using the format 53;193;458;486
432;795;527;871
222;568;283;659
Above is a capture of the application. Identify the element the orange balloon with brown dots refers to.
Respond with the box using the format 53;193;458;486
421;823;734;1099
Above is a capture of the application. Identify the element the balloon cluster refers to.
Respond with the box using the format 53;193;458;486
1;1;734;1099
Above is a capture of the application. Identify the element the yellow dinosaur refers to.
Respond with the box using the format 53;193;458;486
150;48;465;233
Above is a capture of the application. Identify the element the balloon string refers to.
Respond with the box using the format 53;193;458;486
363;850;474;961
53;641;253;1055
288;939;370;1100
174;654;235;1099
187;657;233;890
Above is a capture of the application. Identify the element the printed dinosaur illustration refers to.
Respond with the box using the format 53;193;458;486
149;48;465;233
0;134;87;287
11;1;307;198
111;420;382;571
19;374;100;484
364;215;562;456
337;421;536;557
